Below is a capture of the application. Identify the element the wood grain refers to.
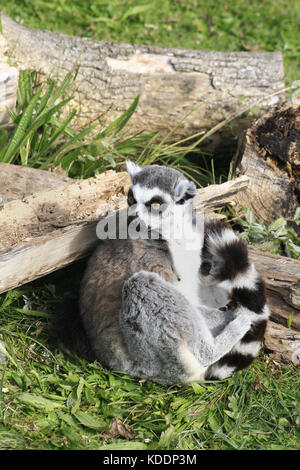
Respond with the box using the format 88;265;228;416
1;13;285;151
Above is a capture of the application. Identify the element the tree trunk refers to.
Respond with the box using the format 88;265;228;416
1;13;285;155
232;100;300;224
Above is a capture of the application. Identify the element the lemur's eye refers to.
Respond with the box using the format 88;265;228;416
127;188;136;206
128;195;136;206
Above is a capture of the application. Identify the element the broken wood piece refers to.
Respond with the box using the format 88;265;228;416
0;170;130;254
0;221;99;295
1;13;285;154
233;99;300;224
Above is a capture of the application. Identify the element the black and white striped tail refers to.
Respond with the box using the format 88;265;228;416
201;219;270;380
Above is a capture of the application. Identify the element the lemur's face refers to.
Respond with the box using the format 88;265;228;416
126;161;198;236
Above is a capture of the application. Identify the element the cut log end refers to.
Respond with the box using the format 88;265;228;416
233;100;300;225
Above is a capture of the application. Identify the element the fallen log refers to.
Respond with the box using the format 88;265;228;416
248;247;300;331
248;247;300;365
0;164;250;292
1;13;285;154
233;100;300;225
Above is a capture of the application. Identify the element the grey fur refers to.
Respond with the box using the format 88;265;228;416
120;271;250;384
128;162;186;198
79;237;179;374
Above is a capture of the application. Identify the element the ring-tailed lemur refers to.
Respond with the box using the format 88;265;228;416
74;162;269;383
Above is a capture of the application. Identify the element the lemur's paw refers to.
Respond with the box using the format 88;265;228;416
123;271;163;298
199;219;250;286
129;270;161;284
230;313;251;336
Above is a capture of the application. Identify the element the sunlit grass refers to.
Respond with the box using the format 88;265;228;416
0;277;299;450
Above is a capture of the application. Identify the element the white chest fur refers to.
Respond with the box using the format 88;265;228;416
167;230;202;309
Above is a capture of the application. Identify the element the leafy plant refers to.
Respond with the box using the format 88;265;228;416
229;207;300;259
0;69;220;185
0;70;142;176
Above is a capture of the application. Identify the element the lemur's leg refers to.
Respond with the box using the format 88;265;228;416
199;219;270;380
120;270;250;384
120;270;204;384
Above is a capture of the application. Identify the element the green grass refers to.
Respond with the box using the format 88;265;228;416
0;276;299;450
0;0;299;451
1;0;299;86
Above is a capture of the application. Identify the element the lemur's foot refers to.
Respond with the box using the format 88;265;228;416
199;219;250;287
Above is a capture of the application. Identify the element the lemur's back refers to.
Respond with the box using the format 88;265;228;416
79;238;177;371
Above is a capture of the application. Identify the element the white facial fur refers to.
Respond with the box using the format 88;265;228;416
131;183;197;241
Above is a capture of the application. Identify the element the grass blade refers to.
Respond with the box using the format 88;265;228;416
47;72;74;108
35;79;56;116
98;96;139;138
2;88;42;163
37;109;77;158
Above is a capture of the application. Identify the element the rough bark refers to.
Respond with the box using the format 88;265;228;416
1;13;285;153
0;34;18;126
248;247;300;331
0;169;130;255
248;246;300;364
0;162;71;203
233;100;300;224
264;321;300;365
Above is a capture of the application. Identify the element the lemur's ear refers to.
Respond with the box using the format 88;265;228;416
173;179;198;204
126;161;142;181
